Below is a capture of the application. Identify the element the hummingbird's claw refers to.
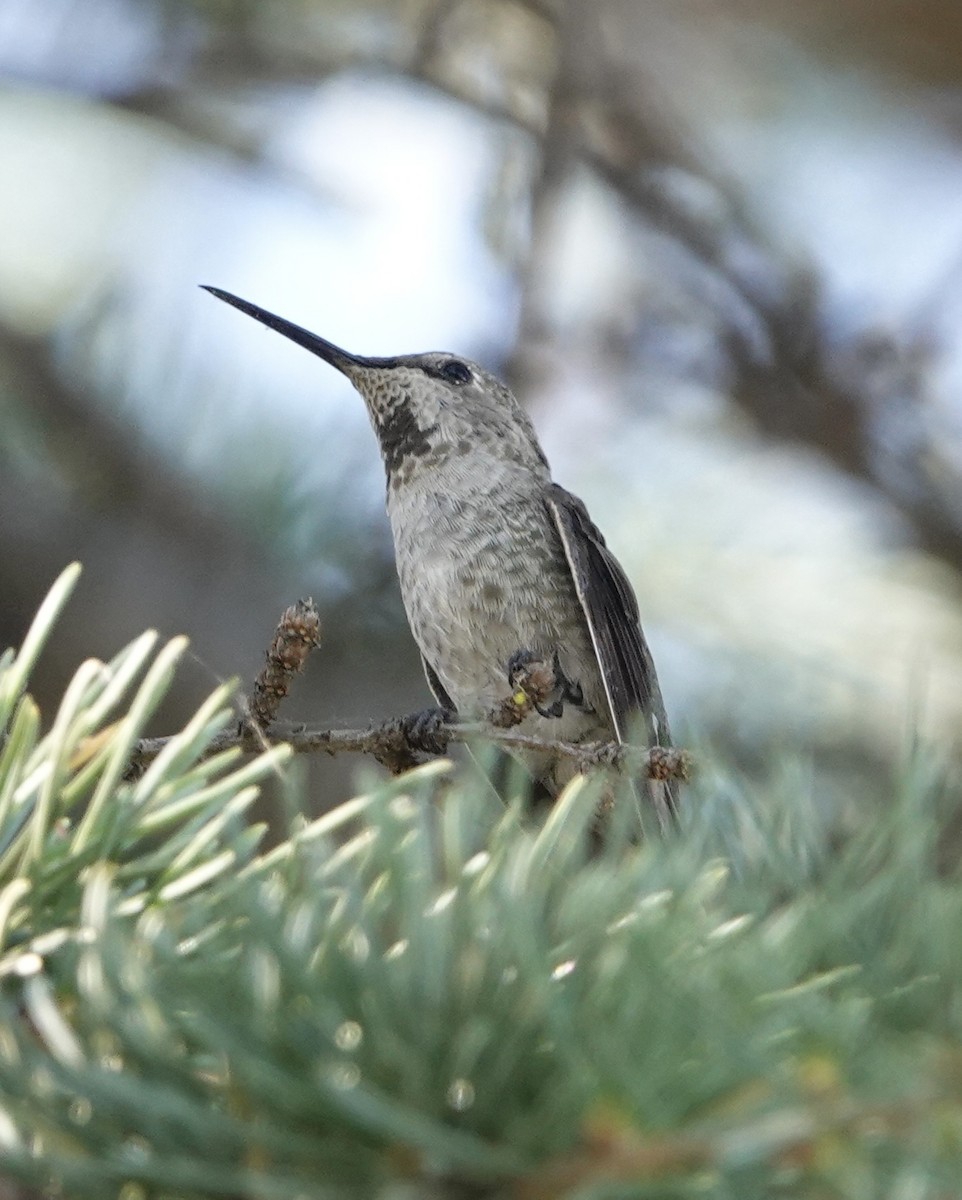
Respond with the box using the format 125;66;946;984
399;706;454;756
506;649;582;720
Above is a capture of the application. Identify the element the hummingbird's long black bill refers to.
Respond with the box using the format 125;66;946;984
201;285;373;375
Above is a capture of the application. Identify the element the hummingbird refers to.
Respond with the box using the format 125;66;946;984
203;286;676;830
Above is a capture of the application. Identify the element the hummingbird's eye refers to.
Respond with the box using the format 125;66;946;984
438;359;472;385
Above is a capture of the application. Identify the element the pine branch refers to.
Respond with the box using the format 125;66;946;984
3;568;962;1199
130;717;692;782
3;748;961;1199
0;565;287;976
130;598;693;786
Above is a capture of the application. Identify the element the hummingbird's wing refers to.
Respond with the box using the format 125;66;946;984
545;484;671;750
421;655;456;714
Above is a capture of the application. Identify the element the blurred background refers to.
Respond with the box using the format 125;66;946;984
3;0;962;819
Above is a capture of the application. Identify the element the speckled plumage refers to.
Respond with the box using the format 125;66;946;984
203;287;675;825
390;449;607;766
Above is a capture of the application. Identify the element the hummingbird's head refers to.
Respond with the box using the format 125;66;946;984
203;287;549;484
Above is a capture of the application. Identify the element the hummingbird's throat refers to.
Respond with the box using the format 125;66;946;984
375;398;439;481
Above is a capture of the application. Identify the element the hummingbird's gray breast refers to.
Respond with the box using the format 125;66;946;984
387;457;610;750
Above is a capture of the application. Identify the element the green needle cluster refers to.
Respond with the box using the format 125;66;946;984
0;568;960;1200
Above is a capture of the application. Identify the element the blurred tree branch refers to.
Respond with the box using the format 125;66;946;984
104;0;962;574
2;330;233;540
0;329;282;684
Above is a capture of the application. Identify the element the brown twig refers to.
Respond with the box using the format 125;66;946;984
130;636;692;781
129;713;692;783
516;1088;946;1197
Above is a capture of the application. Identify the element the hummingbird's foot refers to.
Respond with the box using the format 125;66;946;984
506;649;583;720
398;706;455;756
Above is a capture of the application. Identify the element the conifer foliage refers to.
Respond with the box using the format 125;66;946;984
0;567;960;1198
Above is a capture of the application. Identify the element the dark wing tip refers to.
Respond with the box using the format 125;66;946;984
545;483;670;746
